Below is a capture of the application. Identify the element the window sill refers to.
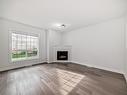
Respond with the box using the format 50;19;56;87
11;56;39;62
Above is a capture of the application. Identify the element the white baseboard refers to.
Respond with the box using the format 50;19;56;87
124;74;127;83
71;61;124;74
0;61;46;72
52;61;71;63
0;60;124;75
47;60;123;74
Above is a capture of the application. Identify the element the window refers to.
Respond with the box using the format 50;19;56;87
11;32;39;61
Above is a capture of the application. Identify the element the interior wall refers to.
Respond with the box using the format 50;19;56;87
125;16;127;81
46;29;62;63
0;18;46;71
0;16;126;75
62;17;125;73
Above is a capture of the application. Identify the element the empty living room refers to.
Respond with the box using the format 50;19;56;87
0;0;127;95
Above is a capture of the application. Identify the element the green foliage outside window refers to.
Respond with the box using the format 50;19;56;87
12;48;38;61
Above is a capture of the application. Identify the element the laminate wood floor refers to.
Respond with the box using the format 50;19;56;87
0;63;127;95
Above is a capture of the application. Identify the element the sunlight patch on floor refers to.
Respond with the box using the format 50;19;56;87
56;68;85;95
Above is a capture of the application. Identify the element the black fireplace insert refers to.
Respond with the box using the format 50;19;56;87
57;51;68;60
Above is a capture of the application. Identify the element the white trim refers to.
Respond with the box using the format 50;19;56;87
0;16;124;32
123;73;127;83
8;30;40;63
0;61;46;72
0;17;44;30
12;57;39;62
71;61;124;74
52;61;71;63
53;45;72;62
9;29;39;37
125;74;127;83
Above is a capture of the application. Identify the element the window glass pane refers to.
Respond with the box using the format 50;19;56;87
27;36;38;57
11;32;39;61
21;35;27;50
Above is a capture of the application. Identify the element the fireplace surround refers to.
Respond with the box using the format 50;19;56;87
53;45;72;62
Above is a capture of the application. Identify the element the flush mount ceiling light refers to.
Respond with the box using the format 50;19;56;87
50;23;70;31
60;24;66;28
55;23;66;28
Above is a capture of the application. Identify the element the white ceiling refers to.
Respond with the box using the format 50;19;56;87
0;0;127;31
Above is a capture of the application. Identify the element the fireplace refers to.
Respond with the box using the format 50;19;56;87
53;45;71;62
57;51;68;60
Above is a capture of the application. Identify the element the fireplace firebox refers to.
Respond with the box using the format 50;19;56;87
57;51;68;60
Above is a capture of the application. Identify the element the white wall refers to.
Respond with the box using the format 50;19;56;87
46;29;62;63
0;17;63;71
0;18;46;71
125;16;127;81
0;16;126;76
62;18;125;73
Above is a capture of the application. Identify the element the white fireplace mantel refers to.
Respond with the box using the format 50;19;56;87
53;45;72;62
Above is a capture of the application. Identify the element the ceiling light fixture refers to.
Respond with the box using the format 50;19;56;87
60;24;66;28
51;23;70;30
54;23;66;28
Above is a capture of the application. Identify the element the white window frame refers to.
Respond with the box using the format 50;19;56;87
9;30;40;62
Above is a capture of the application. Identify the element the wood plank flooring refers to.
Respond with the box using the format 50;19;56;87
0;63;127;95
